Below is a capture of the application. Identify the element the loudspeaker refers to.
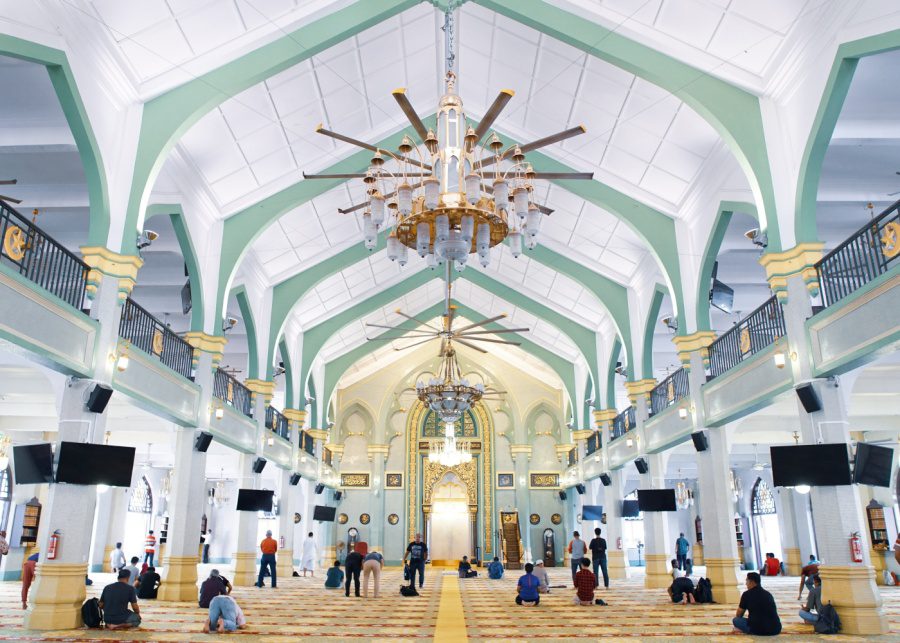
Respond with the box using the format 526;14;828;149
634;457;649;474
795;383;822;413
289;473;301;486
194;431;213;452
575;483;586;495
599;473;612;487
252;457;267;474
334;490;343;502
85;384;113;413
690;431;709;452
314;483;325;494
558;490;567;501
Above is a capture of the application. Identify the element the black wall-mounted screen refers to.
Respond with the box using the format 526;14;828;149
12;443;54;484
582;505;604;521
181;280;192;315
55;442;135;487
313;505;337;522
637;489;677;512
236;489;274;512
853;442;894;487
770;443;851;487
621;499;640;518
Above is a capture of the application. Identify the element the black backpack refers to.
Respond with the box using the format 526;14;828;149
814;602;841;634
693;577;714;603
400;585;419;597
81;598;103;628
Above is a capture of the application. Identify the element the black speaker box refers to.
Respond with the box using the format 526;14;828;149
252;457;267;473
558;490;567;501
599;473;612;486
334;490;343;501
85;384;113;413
575;483;586;495
691;431;709;452
194;431;213;452
314;483;325;494
289;473;301;486
795;383;822;413
634;457;649;474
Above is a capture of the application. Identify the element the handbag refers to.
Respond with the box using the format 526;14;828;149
403;563;410;581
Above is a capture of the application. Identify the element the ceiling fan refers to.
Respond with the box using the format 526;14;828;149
0;179;22;204
890;172;900;197
751;443;770;471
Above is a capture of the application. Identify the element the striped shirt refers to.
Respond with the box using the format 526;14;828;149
145;534;156;553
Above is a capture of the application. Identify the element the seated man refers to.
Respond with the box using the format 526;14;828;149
668;572;696;604
762;552;781;576
458;556;478;578
670;558;680;581
99;569;142;630
488;556;504;579
199;569;227;608
733;572;782;636
532;560;550;593
573;557;602;606
799;575;822;625
202;594;248;633
135;566;161;599
325;560;344;589
515;563;540;605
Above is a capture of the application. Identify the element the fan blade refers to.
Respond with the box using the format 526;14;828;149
531;172;594;180
520;125;586;153
393;336;438;352
303;172;430;180
0;179;16;185
889;190;900;197
365;322;436;334
472;90;515;144
367;334;435;341
459;336;521;346
458;327;530;335
315;124;431;170
454;314;507;333
392;89;429;141
0;195;22;204
453;338;488;354
394;309;441;331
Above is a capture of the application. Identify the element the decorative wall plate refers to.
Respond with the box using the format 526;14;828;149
551;513;562;525
338;513;349;524
360;513;370;525
388;513;399;525
529;513;540;525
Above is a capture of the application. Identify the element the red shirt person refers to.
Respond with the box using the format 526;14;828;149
763;553;781;576
573;558;598;605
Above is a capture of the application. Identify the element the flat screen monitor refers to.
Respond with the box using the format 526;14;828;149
582;505;604;521
637;489;677;512
853;442;894;487
313;505;337;522
12;443;53;484
180;280;192;315
621;499;640;518
236;489;274;512
710;279;735;314
770;443;852;488
55;442;135;487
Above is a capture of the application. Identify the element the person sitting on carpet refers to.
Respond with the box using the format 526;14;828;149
798;575;823;626
516;563;540;605
733;572;782;636
99;569;142;630
325;560;344;589
199;569;227;608
488;556;504;579
458;556;478;578
573;557;603;606
135;566;161;599
202;594;247;633
762;552;781;576
532;560;551;593
668;572;696;604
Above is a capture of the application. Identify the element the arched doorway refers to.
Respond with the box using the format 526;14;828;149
124;475;153;558
750;477;782;569
429;472;470;565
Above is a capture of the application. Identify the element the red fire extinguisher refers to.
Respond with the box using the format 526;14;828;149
616;537;623;550
47;530;61;560
850;531;863;563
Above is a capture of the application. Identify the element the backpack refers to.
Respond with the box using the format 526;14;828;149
814;602;841;634
81;598;103;628
403;564;410;581
693;577;713;603
400;585;419;597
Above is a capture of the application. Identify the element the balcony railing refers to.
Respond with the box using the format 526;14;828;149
265;406;289;441
300;430;315;457
567;447;577;467
707;295;786;379
611;406;636;441
586;431;601;456
816;199;900;309
213;368;253;418
0;199;89;311
650;368;689;416
119;298;194;380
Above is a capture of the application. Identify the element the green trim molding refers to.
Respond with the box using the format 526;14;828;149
232;285;259;380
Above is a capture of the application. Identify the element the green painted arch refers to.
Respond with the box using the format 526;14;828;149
322;300;577;417
308;379;318;429
121;0;418;255
475;0;782;252
145;204;205;331
278;337;295;409
0;34;109;246
582;378;593;430
795;29;900;244
695;201;758;332
641;285;667;380
605;337;622;410
231;285;259;380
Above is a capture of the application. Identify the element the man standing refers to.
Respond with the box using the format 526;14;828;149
144;530;156;567
256;530;278;588
202;530;212;564
733;572;782;636
99;569;142;630
301;532;317;577
344;543;363;597
588;527;608;589
403;532;428;590
675;532;690;571
110;541;126;572
567;531;587;585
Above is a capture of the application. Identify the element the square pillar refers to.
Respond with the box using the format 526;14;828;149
600;469;628;579
231;453;260;587
639;453;671;589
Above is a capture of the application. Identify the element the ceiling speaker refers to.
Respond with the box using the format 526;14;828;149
599;473;612;487
289;473;301;486
194;431;213;453
334;490;343;502
85;384;113;414
690;431;709;452
575;483;585;495
314;483;325;494
634;457;649;474
795;383;822;413
558;490;567;501
252;457;267;474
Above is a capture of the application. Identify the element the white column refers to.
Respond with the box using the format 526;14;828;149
640;452;671;589
601;469;628;579
231;452;259;586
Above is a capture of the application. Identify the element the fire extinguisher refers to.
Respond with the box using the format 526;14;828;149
279;535;285;549
616;537;623;550
47;530;61;560
850;531;863;563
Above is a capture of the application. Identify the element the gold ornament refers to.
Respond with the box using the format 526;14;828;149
881;221;900;259
529;513;540;525
3;225;26;261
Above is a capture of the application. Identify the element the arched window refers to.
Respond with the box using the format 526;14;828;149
751;478;776;515
128;476;153;514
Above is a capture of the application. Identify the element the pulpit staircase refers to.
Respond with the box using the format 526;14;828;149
500;511;523;570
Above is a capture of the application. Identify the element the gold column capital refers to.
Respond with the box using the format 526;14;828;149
624;378;656;404
510;444;532;461
244;378;276;406
282;408;306;428
183;331;228;370
571;429;594;441
672;331;718;369
592;409;617;431
80;246;143;302
306;428;328;441
367;443;390;462
758;242;825;303
327;444;344;458
555;442;575;457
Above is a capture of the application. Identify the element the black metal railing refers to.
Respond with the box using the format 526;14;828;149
567;447;577;467
265;406;289;441
649;368;689;416
611;406;636;441
707;295;786;379
300;430;315;457
586;431;601;456
119;297;194;379
816;199;900;308
213;368;253;418
0;199;89;311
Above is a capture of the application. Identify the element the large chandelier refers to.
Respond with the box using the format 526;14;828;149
417;341;483;424
304;8;591;269
428;420;473;467
675;476;694;510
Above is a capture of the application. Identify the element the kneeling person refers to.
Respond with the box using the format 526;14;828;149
458;556;477;578
202;595;247;633
99;569;141;630
668;571;696;604
573;557;602;605
515;563;540;605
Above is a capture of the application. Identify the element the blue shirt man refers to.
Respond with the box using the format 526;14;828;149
516;563;540;605
488;557;504;579
675;533;690;570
